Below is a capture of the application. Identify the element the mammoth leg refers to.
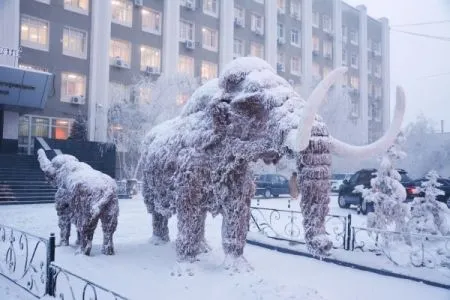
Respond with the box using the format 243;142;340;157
175;204;204;262
100;197;119;255
151;212;170;244
198;209;211;253
58;213;71;246
79;216;99;256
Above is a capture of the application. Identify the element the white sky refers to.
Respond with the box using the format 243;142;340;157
344;0;450;131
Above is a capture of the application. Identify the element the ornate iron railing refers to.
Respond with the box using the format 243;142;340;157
48;264;129;300
0;224;52;298
351;226;450;269
249;207;349;249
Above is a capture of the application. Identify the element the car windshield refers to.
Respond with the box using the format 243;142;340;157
332;174;346;180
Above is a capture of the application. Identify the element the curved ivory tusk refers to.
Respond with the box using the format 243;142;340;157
330;86;406;157
296;67;348;151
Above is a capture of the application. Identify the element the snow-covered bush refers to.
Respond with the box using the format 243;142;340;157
408;170;449;236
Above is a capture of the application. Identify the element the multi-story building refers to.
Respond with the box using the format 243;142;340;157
0;0;390;155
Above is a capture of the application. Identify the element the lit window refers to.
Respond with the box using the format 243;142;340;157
350;29;359;45
141;8;162;35
203;0;218;17
234;6;245;25
61;72;86;102
64;0;89;14
111;0;133;27
63;26;88;59
178;55;195;77
250;42;264;59
110;39;131;66
312;11;319;28
323;40;332;59
350;52;358;69
277;0;285;13
180;20;195;42
140;46;160;71
53;119;72;140
342;25;348;43
234;39;244;57
20;15;49;51
251;13;264;35
290;0;301;20
290;29;300;47
290;56;301;75
202;27;218;52
201;61;218;82
342;48;347;65
312;62;321;80
350;76;359;89
312;35;320;52
322;15;332;33
277;52;285;71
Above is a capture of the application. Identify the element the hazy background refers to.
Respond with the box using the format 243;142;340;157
345;0;450;131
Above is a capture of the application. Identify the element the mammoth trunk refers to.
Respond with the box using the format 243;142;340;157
37;149;54;175
297;118;333;256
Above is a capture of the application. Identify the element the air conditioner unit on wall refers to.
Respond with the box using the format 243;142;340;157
71;96;85;105
277;37;285;44
234;18;244;27
185;40;195;50
276;63;285;72
145;66;160;75
113;57;129;68
254;27;264;36
185;0;195;10
134;0;143;7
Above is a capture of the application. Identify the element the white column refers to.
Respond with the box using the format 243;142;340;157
332;0;343;97
264;0;277;68
219;0;234;72
380;17;390;133
357;5;368;144
301;0;313;97
162;0;180;74
0;0;20;67
88;0;112;142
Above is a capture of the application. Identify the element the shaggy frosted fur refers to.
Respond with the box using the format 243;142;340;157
142;57;406;261
38;149;119;256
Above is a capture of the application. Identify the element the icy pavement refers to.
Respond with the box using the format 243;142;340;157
0;276;35;300
0;197;449;300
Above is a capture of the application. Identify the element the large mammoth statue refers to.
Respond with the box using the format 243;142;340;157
142;57;405;263
38;150;119;256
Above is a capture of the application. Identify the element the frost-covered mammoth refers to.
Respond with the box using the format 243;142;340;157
37;149;119;256
142;57;405;261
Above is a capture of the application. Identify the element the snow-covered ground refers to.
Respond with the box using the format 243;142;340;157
0;197;449;300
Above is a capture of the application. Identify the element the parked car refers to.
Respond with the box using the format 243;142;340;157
407;177;450;208
330;173;352;193
254;174;290;198
337;168;414;215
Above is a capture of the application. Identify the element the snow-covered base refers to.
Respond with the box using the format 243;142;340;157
0;199;449;300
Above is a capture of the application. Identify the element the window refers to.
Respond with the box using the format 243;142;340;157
312;12;319;28
109;82;131;103
52;119;72;140
350;52;358;69
250;42;264;59
374;85;382;98
290;56;301;75
202;27;218;52
203;0;218;17
277;0;285;13
342;25;348;43
342;48;347;65
367;38;373;51
180;0;195;8
201;61;218;82
251;13;264;34
351;101;359;118
63;26;87;59
322;15;332;33
349;29;358;45
350;76;359;89
31;117;50;138
290;0;301;20
277;24;285;40
373;41;381;55
111;0;133;27
140;46;160;71
234;6;245;25
374;63;381;78
64;0;89;14
368;59;372;74
312;35;320;52
277;52;285;72
141;8;162;35
290;29;300;47
20;15;49;51
110;39;131;66
180;20;195;42
178;55;195;77
312;62;321;80
323;40;332;59
61;72;86;102
234;39;244;57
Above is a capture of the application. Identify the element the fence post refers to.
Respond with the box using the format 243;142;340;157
346;214;352;250
46;233;56;296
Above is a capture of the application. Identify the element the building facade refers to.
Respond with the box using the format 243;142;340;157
0;0;390;155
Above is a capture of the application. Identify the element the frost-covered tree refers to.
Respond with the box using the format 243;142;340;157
70;113;88;141
108;74;198;180
408;170;450;236
357;133;409;232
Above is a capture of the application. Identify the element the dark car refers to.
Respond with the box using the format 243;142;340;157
408;177;450;208
254;174;290;198
337;168;414;215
